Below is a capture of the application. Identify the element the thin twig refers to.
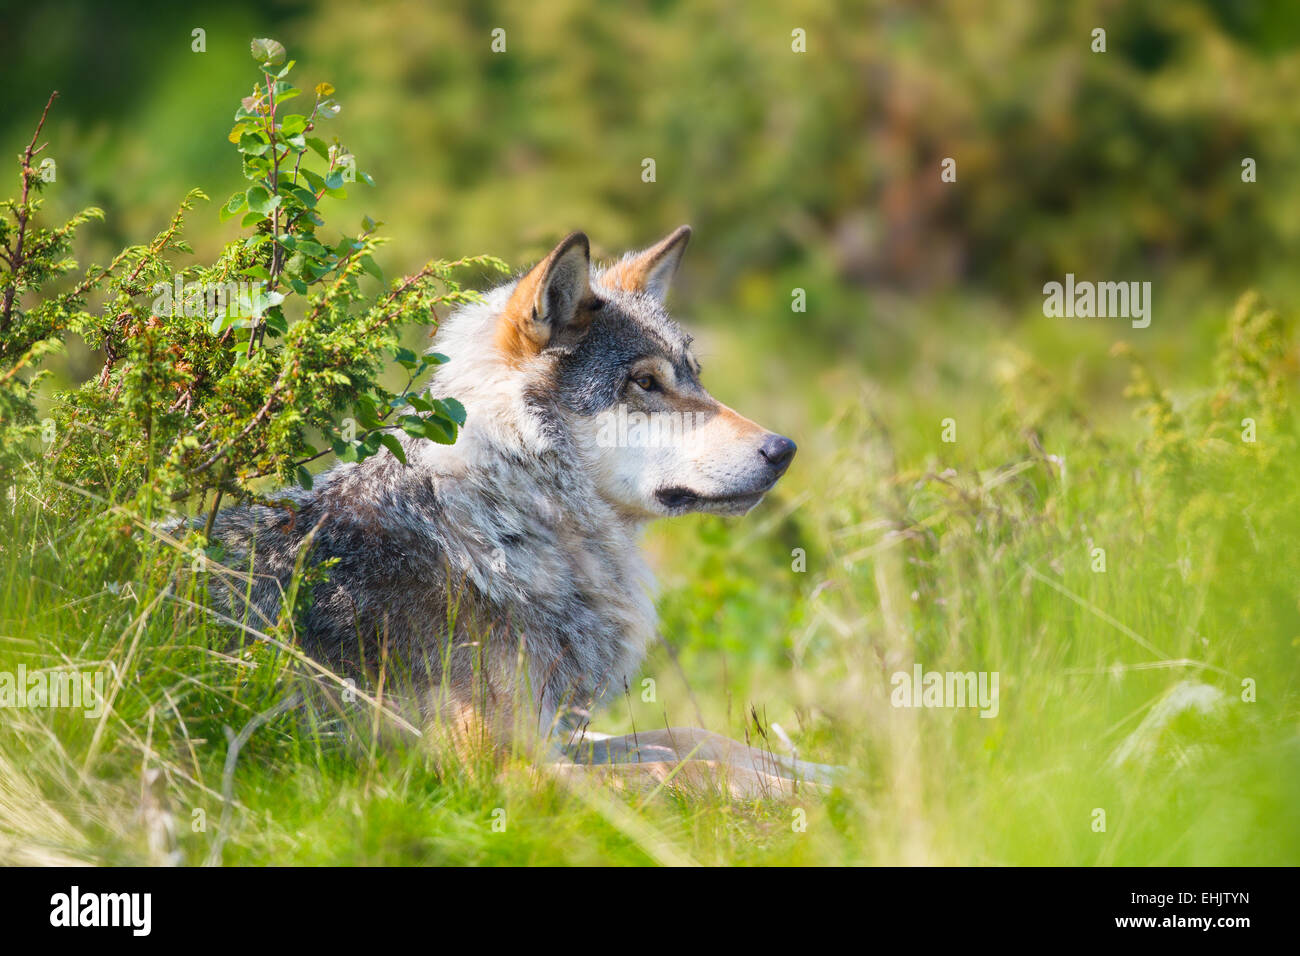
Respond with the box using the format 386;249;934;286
1;91;59;334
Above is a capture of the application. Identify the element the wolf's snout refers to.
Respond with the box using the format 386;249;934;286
758;434;797;475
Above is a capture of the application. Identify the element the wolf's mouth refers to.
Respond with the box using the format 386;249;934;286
654;486;769;510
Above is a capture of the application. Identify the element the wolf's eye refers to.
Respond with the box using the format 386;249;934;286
632;373;659;392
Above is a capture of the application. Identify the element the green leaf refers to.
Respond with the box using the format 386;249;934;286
438;397;467;427
264;310;289;336
219;192;247;222
305;137;330;161
400;414;457;444
355;397;383;430
360;255;383;282
285;185;317;209
250;38;287;69
280;114;308;135
242;154;271;178
245;184;281;216
295;238;329;259
377;433;407;464
238;131;270;156
295;465;314;490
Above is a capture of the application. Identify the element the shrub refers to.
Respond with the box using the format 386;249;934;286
0;38;504;559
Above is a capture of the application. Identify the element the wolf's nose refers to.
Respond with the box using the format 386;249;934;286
759;434;797;473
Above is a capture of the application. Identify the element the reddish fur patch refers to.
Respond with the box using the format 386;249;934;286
494;232;592;367
495;288;601;368
602;225;691;295
716;404;765;440
603;257;654;294
494;263;548;367
494;309;537;366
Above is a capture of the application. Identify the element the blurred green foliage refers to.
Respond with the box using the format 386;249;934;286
6;0;1300;369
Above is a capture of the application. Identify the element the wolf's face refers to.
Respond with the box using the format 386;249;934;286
493;227;795;520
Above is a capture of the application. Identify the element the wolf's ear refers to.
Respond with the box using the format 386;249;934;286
604;225;691;302
498;231;592;360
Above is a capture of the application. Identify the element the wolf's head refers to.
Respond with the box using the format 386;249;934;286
433;227;795;522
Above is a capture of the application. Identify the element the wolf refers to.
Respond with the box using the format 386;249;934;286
210;227;837;796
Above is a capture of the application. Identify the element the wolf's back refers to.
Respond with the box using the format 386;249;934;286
207;474;453;676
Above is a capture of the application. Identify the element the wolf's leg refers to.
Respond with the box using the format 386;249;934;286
564;726;841;787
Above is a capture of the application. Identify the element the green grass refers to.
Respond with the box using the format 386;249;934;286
2;292;1298;866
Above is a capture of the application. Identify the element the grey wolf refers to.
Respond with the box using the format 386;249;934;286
210;227;836;796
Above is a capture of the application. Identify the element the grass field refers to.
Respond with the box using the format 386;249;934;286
2;287;1297;867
